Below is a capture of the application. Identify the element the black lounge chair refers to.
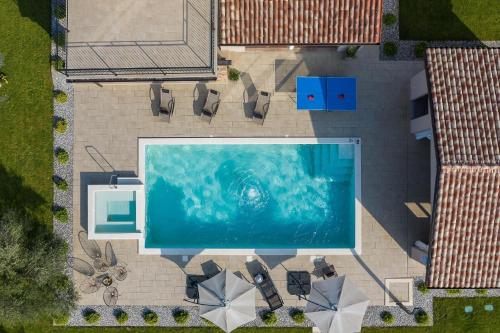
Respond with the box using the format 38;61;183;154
322;264;338;279
287;271;311;296
252;91;270;125
200;89;221;123
159;88;175;122
252;266;283;311
186;275;209;302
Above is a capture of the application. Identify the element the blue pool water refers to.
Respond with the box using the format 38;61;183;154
145;144;355;249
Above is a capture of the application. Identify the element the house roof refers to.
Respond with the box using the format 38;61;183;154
219;0;383;45
426;48;500;289
427;166;500;288
426;48;500;165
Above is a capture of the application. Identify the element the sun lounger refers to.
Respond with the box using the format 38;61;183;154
186;275;209;301
252;91;270;125
200;89;221;123
252;266;283;311
159;88;175;122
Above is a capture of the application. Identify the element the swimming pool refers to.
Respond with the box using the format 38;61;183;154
138;138;361;255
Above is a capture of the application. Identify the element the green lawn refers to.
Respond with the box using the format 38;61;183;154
399;0;500;41
0;0;53;223
363;297;500;333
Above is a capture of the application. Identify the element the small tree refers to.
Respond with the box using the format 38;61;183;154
0;210;77;324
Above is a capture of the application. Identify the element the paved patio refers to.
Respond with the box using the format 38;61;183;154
72;46;429;306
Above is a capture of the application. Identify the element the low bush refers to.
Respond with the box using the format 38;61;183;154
290;308;306;324
414;42;427;58
173;308;189;325
83;309;100;324
228;67;240;81
380;311;395;324
55;4;66;19
55;148;69;164
414;309;429;325
55;118;68;134
54;90;68;104
475;289;487;296
114;309;128;324
52;56;65;70
143;310;159;325
262;310;277;326
53;176;68;191
53;313;70;325
383;42;397;57
383;13;397;26
417;281;428;294
53;207;68;223
345;46;358;58
446;289;461;295
202;318;215;327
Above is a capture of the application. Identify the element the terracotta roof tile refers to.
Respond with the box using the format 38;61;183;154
426;48;500;165
426;48;500;289
428;167;500;288
219;0;382;45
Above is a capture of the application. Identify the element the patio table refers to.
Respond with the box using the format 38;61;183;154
296;76;356;111
287;271;311;296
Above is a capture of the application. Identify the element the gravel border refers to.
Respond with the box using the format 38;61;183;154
380;0;500;61
51;0;74;276
67;306;314;327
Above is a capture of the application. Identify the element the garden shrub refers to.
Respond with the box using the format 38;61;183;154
262;310;277;326
380;311;394;324
53;207;68;223
53;313;70;325
56;148;69;164
228;67;240;81
290;308;306;324
383;42;397;57
446;289;461;295
475;289;487;296
53;176;68;191
55;4;66;19
83;309;100;324
114;309;128;324
54;90;68;104
414;309;428;325
173;308;189;324
55;118;67;134
52;56;65;70
417;281;428;294
383;13;397;26
345;46;358;58
414;42;427;58
143;309;159;325
202;318;215;327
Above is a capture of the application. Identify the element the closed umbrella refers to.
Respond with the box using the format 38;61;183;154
199;269;256;332
305;275;370;333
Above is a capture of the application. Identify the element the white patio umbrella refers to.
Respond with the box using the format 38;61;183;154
198;269;256;332
305;275;370;333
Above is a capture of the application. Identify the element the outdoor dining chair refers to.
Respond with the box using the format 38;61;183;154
252;90;271;125
200;89;221;123
159;88;175;122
